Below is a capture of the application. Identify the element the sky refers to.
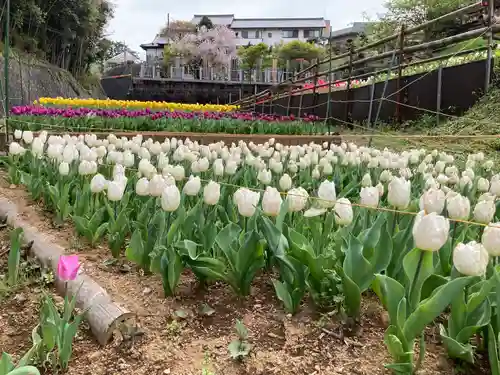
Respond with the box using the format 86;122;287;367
106;0;387;56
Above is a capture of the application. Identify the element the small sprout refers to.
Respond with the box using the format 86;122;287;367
199;303;216;316
228;320;251;360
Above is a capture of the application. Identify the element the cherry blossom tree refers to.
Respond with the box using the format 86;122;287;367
169;25;237;75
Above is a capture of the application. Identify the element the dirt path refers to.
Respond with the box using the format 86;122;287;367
0;179;484;375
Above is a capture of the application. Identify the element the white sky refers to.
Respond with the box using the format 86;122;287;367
107;0;387;55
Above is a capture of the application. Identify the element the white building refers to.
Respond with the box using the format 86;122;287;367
141;14;330;59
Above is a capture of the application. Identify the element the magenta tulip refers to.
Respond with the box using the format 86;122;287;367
57;255;81;281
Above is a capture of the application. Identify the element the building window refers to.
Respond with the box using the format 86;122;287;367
268;32;272;38
282;30;299;38
304;29;321;38
241;30;249;39
255;30;261;38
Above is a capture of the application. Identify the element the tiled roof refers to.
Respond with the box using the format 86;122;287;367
230;18;326;29
329;22;371;38
191;14;235;25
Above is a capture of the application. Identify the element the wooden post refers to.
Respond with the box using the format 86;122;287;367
311;62;319;116
367;80;376;128
395;24;406;124
286;87;293;115
298;91;304;119
343;45;354;124
436;65;443;126
485;0;494;93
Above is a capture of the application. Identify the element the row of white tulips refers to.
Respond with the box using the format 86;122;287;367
7;129;500;374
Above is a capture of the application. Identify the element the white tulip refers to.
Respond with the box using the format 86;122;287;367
279;174;292;191
171;165;185;181
453;241;489;276
317;180;336;208
459;176;473;190
107;180;125;201
257;169;272;185
148;174;165;197
419;188;445;214
412;211;450;251
360;186;379;208
90;174;107;193
286;187;309;212
446;194;470;220
31;138;44;156
183;175;201;196
482;223;500;256
379;170;392;183
477;177;490;192
388;177;411;209
22;131;34;144
58;162;70;176
473;200;496;224
262;187;282;217
334;198;353;226
225;160;238;175
235;188;260;217
14;129;22;139
304;207;327;217
203;181;221;205
213;159;224;177
135;177;150;196
9;142;24;156
161;185;181;212
490;179;500;196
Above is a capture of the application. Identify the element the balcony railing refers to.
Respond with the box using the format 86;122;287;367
138;62;311;83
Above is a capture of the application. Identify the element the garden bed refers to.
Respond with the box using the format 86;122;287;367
0;175;487;375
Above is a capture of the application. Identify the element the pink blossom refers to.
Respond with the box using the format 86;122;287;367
57;255;81;281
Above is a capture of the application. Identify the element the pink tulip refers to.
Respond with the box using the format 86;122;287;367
57;255;81;281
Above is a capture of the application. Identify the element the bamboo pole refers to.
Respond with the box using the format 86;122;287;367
395;25;406;124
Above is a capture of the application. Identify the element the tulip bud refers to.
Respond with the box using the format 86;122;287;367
376;182;384;197
225;160;238;175
477;177;490;193
279;173;292;191
453;241;489;276
361;173;372;187
107;180;125;201
286;187;309;212
334;198;353;226
473;200;496;224
257;169;272;185
58;162;70;176
183;175;201;196
57;255;80;281
161;185;181;212
317;180;336;208
412;211;450;251
262;186;282;217
203;181;221;205
213;159;224;177
379;170;392;183
446;194;470;220
419;188;445;214
360;186;379;208
14;129;22;140
135;177;150;196
90;173;107;193
482;222;500;256
388;177;411;209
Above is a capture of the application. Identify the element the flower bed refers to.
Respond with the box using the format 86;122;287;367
36;97;239;112
5;129;500;373
10;106;325;135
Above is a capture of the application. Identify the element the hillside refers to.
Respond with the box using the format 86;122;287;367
0;54;105;117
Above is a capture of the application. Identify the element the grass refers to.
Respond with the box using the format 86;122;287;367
338;81;500;160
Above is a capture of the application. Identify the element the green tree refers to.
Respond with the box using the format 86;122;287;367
237;43;272;70
275;40;324;70
198;16;214;30
2;0;114;77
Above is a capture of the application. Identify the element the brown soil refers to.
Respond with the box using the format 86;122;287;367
0;177;490;375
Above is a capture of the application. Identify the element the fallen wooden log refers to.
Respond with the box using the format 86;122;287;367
0;197;134;345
